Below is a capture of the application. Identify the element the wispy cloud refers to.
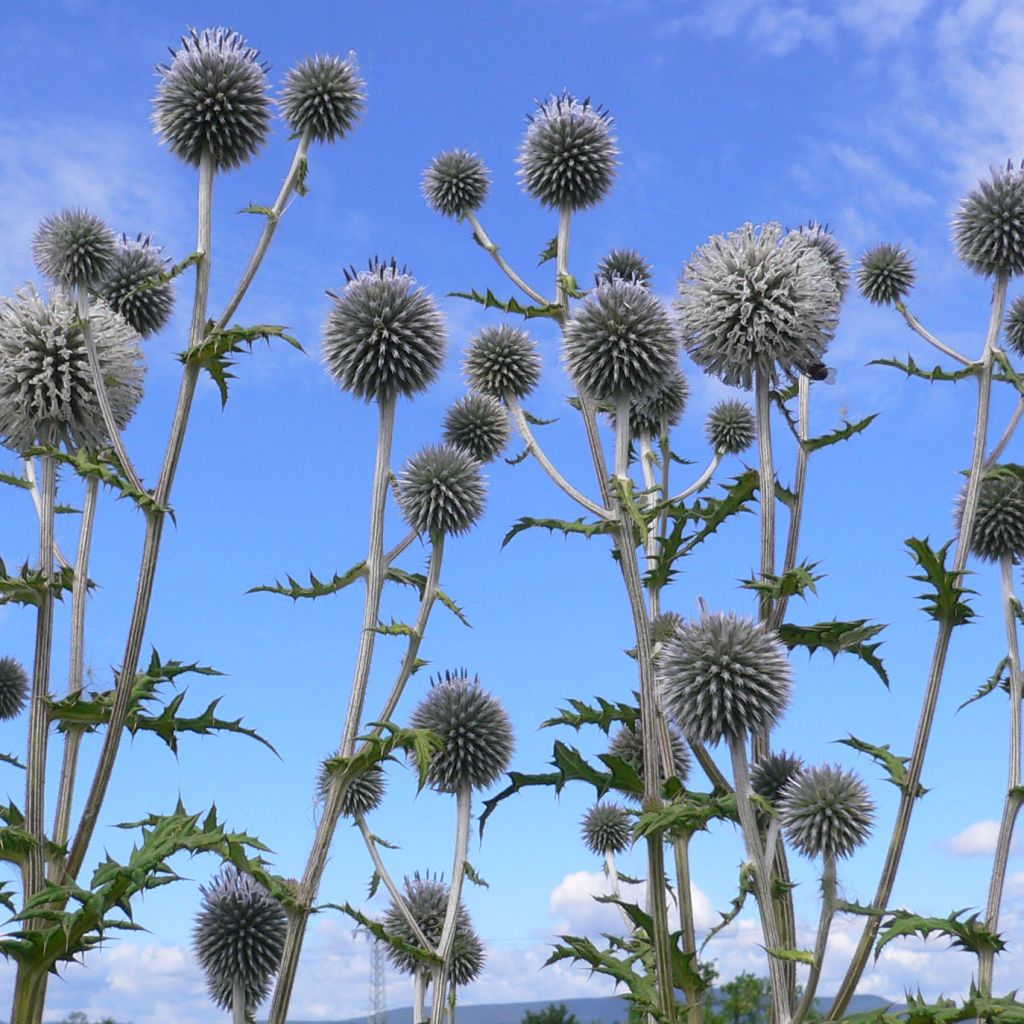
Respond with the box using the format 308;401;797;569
943;818;1021;856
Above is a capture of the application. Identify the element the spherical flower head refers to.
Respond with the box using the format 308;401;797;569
779;763;874;860
383;872;486;984
608;369;689;440
316;758;386;818
98;235;175;338
396;443;486;538
323;259;446;403
281;52;365;144
954;162;1024;277
564;280;680;401
423;150;491;219
581;802;632;855
706;399;755;455
32;210;116;291
154;27;270;171
857;243;915;306
0;657;29;720
954;467;1024;564
595;248;653;289
792;222;850;302
651;611;683;646
0;288;144;454
608;721;691;790
751;750;804;804
1006;296;1024;358
193;867;287;1012
463;324;542;400
677;222;840;390
658;611;792;746
409;670;514;793
443;393;510;463
518;92;618;211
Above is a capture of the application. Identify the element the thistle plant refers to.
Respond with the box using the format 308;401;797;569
0;657;29;721
442;393;510;463
98;235;175;338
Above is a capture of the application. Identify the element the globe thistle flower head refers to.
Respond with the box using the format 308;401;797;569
396;443;486;538
442;393;510;463
0;657;29;720
316;757;386;818
954;161;1024;277
423;149;491;219
658;611;792;746
609;369;689;440
779;763;874;860
518;92;618;211
1006;296;1024;358
98;235;175;338
595;248;653;289
651;611;683;646
706;399;755;455
608;720;691;789
751;750;804;804
409;669;514;793
0;288;144;454
32;209;116;291
154;27;270;171
581;801;632;855
677;222;840;390
280;52;365;144
857;243;915;305
954;468;1024;563
323;259;446;402
463;324;542;399
193;867;287;1012
792;222;851;301
564;280;680;401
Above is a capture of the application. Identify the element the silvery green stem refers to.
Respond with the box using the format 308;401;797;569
386;530;418;565
465;210;551;306
895;300;972;366
667;452;721;505
765;816;783;873
232;976;245;1024
985;397;1024;469
692;741;731;794
828;270;1009;1019
755;370;776;630
672;833;706;1024
791;855;836;1024
506;395;610;518
555;208;572;309
978;552;1023;995
413;970;427;1024
24;457;70;568
636;434;662;598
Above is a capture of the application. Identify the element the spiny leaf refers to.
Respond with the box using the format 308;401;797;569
464;861;489;888
538;236;558;265
804;414;879;453
837;734;927;799
239;204;276;218
871;354;978;384
449;287;562;320
633;791;738;841
874;908;1006;960
247;562;366;600
958;656;1011;712
294;155;310;196
385;567;471;627
502;515;615;548
777;618;889;687
0;471;31;491
323;902;441;968
0;752;25;770
700;864;754;951
906;537;976;627
540;696;639;733
324;722;443;797
0;558;79;607
765;946;815;965
373;619;418;638
741;561;823;603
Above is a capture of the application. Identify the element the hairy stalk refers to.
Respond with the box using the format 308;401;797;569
895;300;972;365
827;271;1010;1019
465;210;551;306
985;396;1024;469
791;855;837;1024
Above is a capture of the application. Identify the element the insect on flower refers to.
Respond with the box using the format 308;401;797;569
794;360;836;385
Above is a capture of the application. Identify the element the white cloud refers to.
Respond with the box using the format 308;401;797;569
943;818;1020;856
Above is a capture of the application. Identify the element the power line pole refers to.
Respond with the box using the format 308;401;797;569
368;936;387;1024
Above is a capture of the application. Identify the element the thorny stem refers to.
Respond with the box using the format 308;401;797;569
895;300;972;366
984;396;1024;469
791;855;837;1024
827;271;1010;1019
465;210;551;306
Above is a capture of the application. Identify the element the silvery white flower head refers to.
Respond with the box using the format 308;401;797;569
383;872;485;983
518;92;618;211
658;611;792;746
608;368;689;440
463;324;542;400
423;149;491;219
323;258;446;403
396;443;486;538
443;393;510;463
955;467;1024;564
608;720;691;791
33;209;116;291
595;248;654;289
280;52;365;144
1005;296;1024;358
0;657;29;721
705;399;755;455
563;280;680;402
779;763;874;860
409;669;514;793
154;27;270;171
857;243;915;306
954;161;1024;277
0;287;144;454
581;801;632;855
99;235;175;338
677;222;840;390
316;757;385;818
193;867;287;1013
792;222;850;301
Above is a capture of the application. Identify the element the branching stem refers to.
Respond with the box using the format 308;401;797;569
792;855;837;1024
465;210;551;306
895;300;972;366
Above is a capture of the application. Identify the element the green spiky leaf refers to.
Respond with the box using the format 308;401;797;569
777;618;889;687
837;734;927;799
449;287;562;320
502;515;615;548
874;908;1005;960
906;536;976;626
741;561;823;602
804;414;879;453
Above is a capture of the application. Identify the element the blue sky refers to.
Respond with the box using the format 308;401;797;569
3;1;1024;1020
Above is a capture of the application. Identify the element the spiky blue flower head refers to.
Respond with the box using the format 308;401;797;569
596;249;653;289
857;243;915;305
32;209;116;291
779;763;874;860
955;467;1024;564
792;222;850;301
706;399;755;455
280;52;365;143
658;611;792;746
323;259;446;403
423;149;491;219
193;867;287;1013
581;801;632;855
518;92;618;211
0;288;144;454
396;443;486;538
383;872;485;983
607;368;689;440
677;222;840;390
1005;296;1024;358
751;750;804;804
443;393;510;463
154;27;270;171
98;235;175;338
608;720;691;790
463;324;542;400
410;669;514;793
316;758;386;818
564;280;680;401
954;161;1024;277
0;657;29;720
